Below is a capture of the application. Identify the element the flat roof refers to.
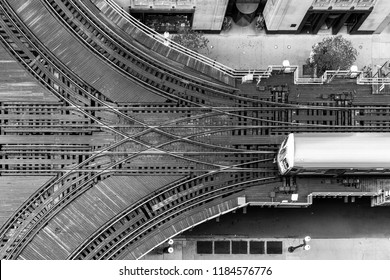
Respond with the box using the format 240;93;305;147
294;133;390;169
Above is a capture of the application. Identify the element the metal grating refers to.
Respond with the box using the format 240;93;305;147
214;241;230;254
232;241;248;254
196;241;213;254
249;241;265;254
266;241;283;254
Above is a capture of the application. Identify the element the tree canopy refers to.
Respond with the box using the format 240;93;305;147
171;30;209;53
307;35;358;76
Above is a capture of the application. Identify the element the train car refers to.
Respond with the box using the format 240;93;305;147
277;133;390;176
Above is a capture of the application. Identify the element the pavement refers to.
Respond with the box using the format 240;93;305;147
143;198;390;260
144;237;390;260
201;17;390;73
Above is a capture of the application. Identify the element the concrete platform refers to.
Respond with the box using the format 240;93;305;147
144;237;390;260
203;18;390;71
144;198;390;260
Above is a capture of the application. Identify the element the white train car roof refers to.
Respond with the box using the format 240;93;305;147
293;133;390;169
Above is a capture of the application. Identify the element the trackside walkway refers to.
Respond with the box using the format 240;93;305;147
144;237;390;260
202;20;390;73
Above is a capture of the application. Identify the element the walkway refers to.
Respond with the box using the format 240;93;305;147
144;198;390;260
144;237;390;260
203;18;390;72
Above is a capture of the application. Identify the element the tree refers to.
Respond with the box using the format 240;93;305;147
171;29;209;53
306;35;358;77
222;17;233;32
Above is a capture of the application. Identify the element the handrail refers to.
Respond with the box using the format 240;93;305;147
295;69;390;85
358;76;390;85
105;0;235;76
102;1;390;84
310;191;377;196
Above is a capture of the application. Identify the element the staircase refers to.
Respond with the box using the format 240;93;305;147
371;190;390;207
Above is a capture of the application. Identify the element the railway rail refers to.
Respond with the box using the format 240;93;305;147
70;174;279;260
6;157;277;259
0;13;273;257
22;0;238;106
98;0;236;79
2;0;390;260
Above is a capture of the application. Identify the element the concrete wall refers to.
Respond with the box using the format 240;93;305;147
192;0;229;30
359;0;390;32
263;0;313;31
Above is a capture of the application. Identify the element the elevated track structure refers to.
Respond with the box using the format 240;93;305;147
0;0;390;260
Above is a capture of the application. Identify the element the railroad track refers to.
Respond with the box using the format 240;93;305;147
100;0;236;79
2;0;390;260
6;157;278;259
0;14;273;258
88;177;278;260
42;0;238;106
66;167;278;260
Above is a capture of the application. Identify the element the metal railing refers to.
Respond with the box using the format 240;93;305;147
106;0;236;76
101;1;390;84
295;69;390;86
312;0;376;10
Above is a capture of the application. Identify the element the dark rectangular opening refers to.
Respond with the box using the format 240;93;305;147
214;241;230;254
232;241;248;254
266;241;283;254
196;241;212;254
249;241;265;254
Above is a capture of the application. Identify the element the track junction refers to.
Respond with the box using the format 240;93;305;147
1;0;390;260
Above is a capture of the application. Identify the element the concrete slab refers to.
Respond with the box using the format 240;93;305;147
145;237;390;260
202;18;390;71
293;238;390;260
